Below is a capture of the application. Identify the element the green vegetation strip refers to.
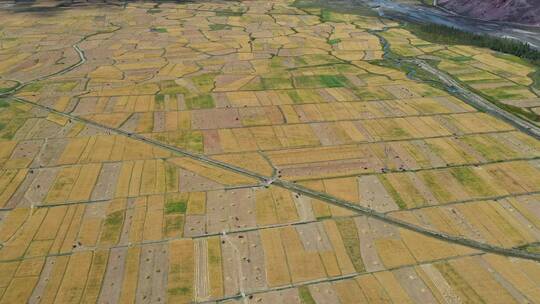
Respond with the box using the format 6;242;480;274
165;199;187;214
151;27;167;33
336;218;365;272
405;23;540;65
298;286;316;304
405;22;540;92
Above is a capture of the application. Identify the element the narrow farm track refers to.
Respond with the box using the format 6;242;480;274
2;7;540;264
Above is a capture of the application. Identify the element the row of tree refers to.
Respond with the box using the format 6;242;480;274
408;23;540;65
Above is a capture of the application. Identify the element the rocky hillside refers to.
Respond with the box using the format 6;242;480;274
438;0;540;25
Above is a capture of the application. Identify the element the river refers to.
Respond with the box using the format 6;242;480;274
371;0;540;48
308;0;540;49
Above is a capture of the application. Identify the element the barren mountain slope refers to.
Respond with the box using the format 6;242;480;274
438;0;540;25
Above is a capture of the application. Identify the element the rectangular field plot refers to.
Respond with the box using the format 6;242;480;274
260;131;539;182
390;194;540;249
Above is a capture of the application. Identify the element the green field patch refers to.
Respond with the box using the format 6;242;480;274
335;218;365;272
270;57;287;70
20;82;44;93
480;86;534;100
261;77;292;89
293;56;309;67
164;214;184;237
190;73;217;92
155;95;166;109
320;9;359;23
151;27;168;33
353;86;394;100
433;50;472;61
531;68;540;91
328;38;341;45
207;238;221;265
293;0;377;18
293;65;339;75
153;130;203;152
0;116;27;140
216;9;243;16
147;9;162;14
165;199;187;214
389;126;408;138
287;90;303;103
298;286;316;304
335;64;365;74
415;79;449;97
378;175;407;209
0;87;12;94
456;71;501;82
406;22;540;66
165;162;178;191
369;120;409;140
450;167;495;197
0;81;18;94
172;130;204;152
493;52;535;67
294;74;349;88
521;243;540;254
410;38;431;47
321;9;334;22
461;135;518;160
465;78;510;85
448;55;472;62
105;210;123;226
0;100;29;135
388;172;426;207
374;121;409;139
159;80;190;95
402;143;432;168
168;287;191;296
56;81;78;92
100;210;124;244
393;45;424;57
434;262;484;303
418;171;454;203
209;24;231;31
301;54;342;66
186;94;214;110
490;99;539;122
315;215;332;220
240;78;264;91
295;88;326;103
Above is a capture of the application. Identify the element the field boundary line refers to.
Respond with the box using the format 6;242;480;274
6;94;540;262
